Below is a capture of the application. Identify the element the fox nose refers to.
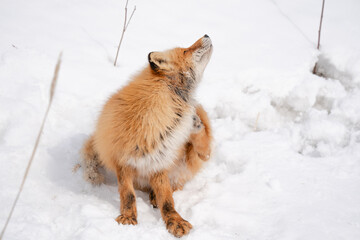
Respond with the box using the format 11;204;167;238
204;34;209;38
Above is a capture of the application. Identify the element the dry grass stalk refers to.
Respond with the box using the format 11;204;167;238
0;52;62;239
114;0;136;66
312;0;326;74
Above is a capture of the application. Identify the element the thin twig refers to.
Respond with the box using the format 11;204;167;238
0;52;62;239
316;0;325;50
114;0;136;66
126;6;136;30
312;0;325;74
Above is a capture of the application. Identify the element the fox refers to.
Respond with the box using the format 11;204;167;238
81;35;213;237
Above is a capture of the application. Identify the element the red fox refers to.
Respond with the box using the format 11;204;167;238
81;35;213;237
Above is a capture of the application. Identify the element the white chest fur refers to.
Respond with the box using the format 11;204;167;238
127;106;195;176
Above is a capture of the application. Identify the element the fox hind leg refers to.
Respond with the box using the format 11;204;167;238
192;114;204;134
81;135;105;185
190;105;212;161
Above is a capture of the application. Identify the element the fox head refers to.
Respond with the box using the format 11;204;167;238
148;35;213;84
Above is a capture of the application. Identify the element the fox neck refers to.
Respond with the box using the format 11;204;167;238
166;68;197;104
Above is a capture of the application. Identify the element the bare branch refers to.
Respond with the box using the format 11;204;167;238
125;6;136;30
124;0;128;30
114;0;136;66
316;0;325;50
312;0;325;74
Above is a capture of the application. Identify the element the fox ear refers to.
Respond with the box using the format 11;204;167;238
148;52;167;73
148;52;159;72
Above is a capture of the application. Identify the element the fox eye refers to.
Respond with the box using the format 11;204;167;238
158;59;164;64
183;50;187;54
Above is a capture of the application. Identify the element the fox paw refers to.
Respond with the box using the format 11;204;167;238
115;215;138;225
192;115;204;133
166;217;192;238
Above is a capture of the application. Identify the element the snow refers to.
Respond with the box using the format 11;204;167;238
1;0;360;239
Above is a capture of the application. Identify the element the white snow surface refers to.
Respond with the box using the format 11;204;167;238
1;0;360;239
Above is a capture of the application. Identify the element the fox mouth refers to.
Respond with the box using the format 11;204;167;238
202;37;212;52
202;43;213;53
199;46;212;63
202;36;212;48
199;40;213;62
194;38;213;63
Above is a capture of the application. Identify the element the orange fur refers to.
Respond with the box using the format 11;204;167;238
81;35;213;237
